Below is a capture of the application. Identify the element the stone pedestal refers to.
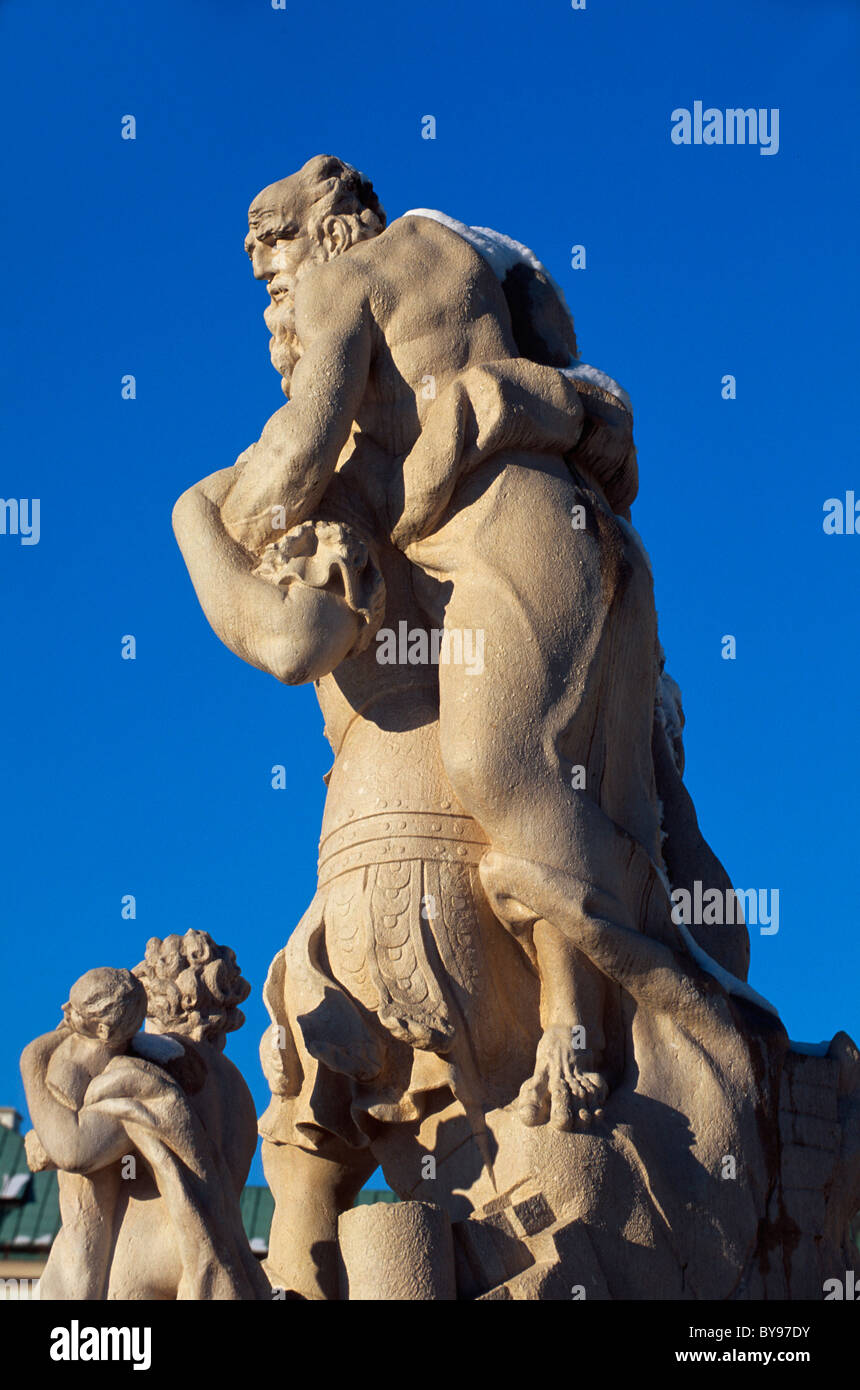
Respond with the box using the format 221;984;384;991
338;1201;456;1300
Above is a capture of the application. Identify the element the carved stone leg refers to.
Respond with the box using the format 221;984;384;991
261;1138;375;1300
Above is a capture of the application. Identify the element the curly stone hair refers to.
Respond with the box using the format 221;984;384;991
300;153;386;237
133;930;250;1049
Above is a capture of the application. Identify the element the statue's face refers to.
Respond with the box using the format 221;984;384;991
246;177;313;298
246;175;318;390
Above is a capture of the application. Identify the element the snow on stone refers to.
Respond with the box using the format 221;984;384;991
132;1032;185;1062
404;207;632;413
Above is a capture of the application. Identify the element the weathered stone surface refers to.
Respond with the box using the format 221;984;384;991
478;1261;571;1301
781;1111;842;1152
783;1081;840;1122
452;1211;535;1299
781;1186;827;1233
512;1191;556;1237
339;1201;455;1300
169;154;860;1300
788;1055;840;1091
780;1143;834;1192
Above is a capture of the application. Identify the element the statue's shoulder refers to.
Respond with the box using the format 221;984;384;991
384;212;490;269
294;248;372;326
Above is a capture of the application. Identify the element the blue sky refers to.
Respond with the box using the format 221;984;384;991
1;0;857;1184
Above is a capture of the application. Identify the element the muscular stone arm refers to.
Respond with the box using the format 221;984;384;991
172;468;363;684
20;1034;130;1176
220;264;372;554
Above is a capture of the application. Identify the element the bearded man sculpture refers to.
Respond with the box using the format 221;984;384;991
173;155;860;1300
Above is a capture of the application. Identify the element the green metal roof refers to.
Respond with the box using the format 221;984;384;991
1;1120;395;1260
239;1182;397;1252
0;1125;60;1257
240;1181;276;1253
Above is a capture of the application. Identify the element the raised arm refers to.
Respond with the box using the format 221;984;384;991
219;263;372;554
172;467;368;684
20;1034;130;1176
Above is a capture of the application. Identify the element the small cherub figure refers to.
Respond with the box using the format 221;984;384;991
45;968;147;1111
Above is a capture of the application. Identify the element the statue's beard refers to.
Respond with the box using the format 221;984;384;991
264;287;301;395
261;238;358;394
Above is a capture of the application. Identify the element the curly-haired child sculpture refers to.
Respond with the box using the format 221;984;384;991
21;932;268;1299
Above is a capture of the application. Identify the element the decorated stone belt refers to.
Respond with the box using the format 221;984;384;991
317;810;488;885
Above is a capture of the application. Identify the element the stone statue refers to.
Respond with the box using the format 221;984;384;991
20;931;269;1300
173;155;860;1299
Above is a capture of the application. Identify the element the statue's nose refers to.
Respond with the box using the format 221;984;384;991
250;242;274;281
